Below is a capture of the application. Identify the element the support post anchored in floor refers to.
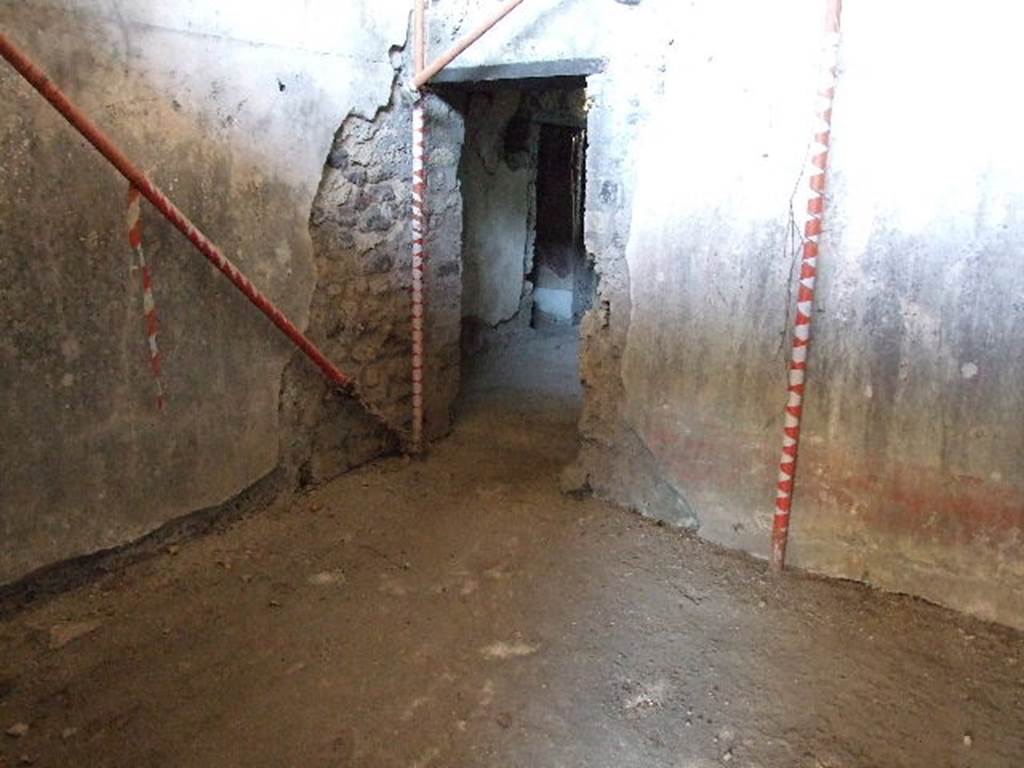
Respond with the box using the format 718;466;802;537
408;0;428;455
771;0;844;569
406;0;530;454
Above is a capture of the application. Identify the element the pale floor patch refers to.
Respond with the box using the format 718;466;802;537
480;641;539;659
306;570;346;586
46;620;101;650
622;679;670;713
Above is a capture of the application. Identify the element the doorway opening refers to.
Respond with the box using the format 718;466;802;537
441;76;594;434
530;122;591;327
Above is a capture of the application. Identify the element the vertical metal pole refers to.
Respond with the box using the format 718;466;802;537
411;102;426;453
414;0;426;72
410;1;427;453
772;0;844;568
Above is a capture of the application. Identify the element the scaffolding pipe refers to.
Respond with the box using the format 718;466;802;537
414;0;427;72
771;0;844;569
412;0;527;88
0;33;353;390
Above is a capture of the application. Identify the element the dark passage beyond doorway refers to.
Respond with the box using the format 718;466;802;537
451;77;594;363
531;122;592;327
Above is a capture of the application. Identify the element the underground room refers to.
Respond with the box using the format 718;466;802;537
1;1;1022;767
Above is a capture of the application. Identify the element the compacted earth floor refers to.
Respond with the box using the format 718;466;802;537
1;327;1023;768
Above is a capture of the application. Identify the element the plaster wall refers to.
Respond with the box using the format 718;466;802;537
788;3;1024;622
619;0;1024;627
435;0;1024;628
0;0;412;582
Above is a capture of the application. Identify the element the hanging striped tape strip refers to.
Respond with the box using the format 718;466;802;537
127;186;166;412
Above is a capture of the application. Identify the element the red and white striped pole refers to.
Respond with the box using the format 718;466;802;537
406;0;528;453
409;0;427;454
410;101;426;453
127;186;166;411
771;0;843;569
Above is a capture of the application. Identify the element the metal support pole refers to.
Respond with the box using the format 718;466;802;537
771;0;844;569
409;0;428;453
414;0;427;72
410;101;427;453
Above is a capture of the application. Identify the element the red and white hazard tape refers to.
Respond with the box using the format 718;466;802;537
127;186;166;412
410;100;426;453
771;0;843;568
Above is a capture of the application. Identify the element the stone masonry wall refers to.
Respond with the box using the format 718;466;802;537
303;82;465;463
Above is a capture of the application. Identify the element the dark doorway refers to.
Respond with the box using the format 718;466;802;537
443;77;595;429
442;77;594;346
530;123;591;326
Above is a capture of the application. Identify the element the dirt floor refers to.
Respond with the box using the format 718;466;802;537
1;327;1023;768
